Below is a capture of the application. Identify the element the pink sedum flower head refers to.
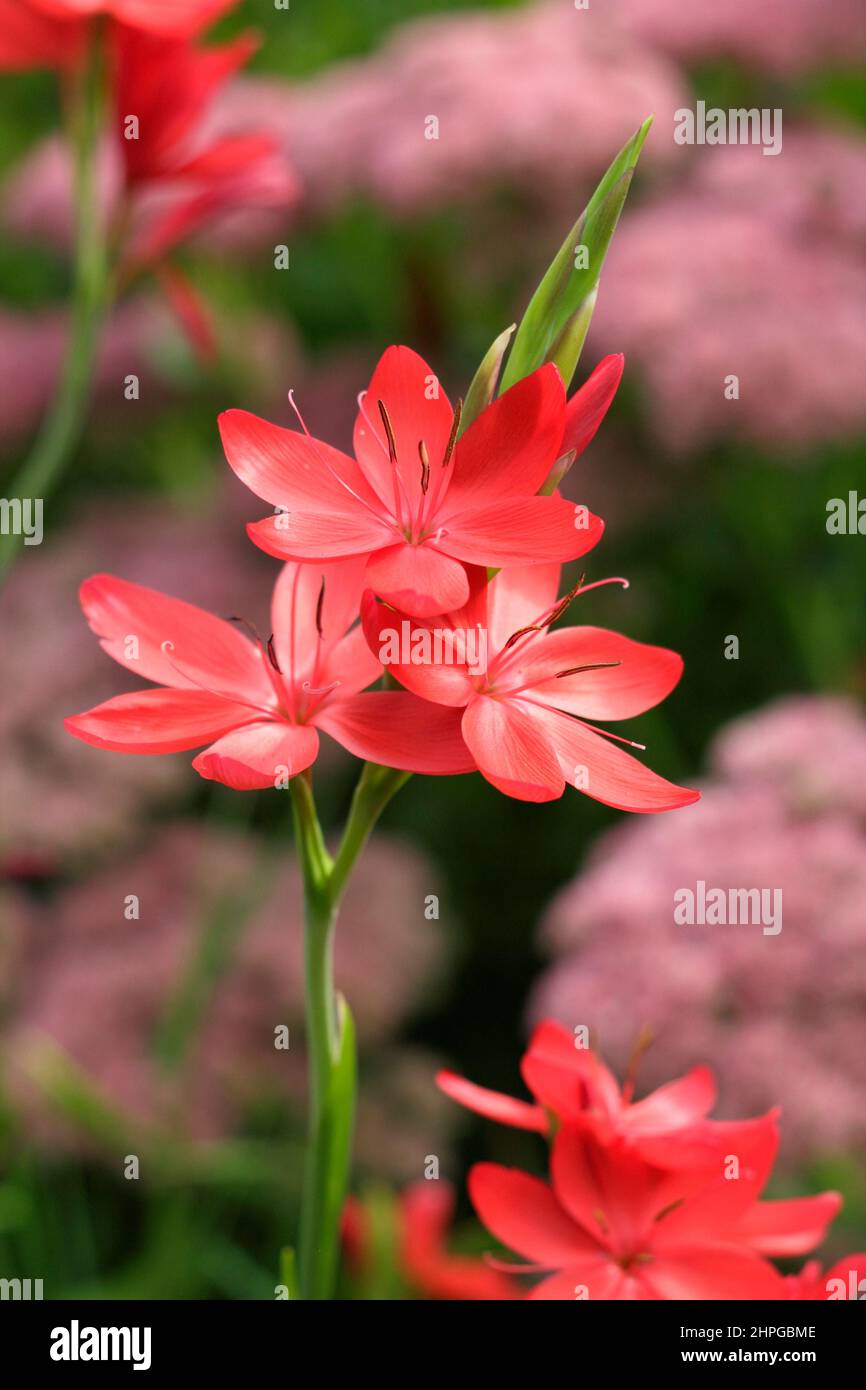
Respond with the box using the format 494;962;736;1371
64;559;473;790
219;346;604;621
361;562;699;809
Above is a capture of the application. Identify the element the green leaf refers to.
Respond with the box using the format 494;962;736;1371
499;116;652;393
460;322;515;434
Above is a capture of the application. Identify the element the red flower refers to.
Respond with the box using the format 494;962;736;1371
439;1021;763;1168
470;1121;841;1300
219;346;605;620
64;561;474;789
112;23;295;270
344;1183;519;1301
786;1255;866;1300
0;0;82;69
361;563;699;808
0;0;237;70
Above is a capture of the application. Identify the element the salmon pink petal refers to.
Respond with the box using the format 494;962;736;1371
316;692;477;774
528;1263;636;1300
353;345;453;515
521;1019;621;1122
318;624;381;698
523;628;684;720
65;689;253;754
435;1070;549;1133
560;355;624;460
652;1114;781;1244
441;495;603;568
551;1127;666;1250
536;708;701;812
219;409;383;514
461;696;564;802
270;557;369;680
487;564;562;655
639;1247;785;1300
364;543;470;618
360;592;476;707
444;364;565;510
625;1067;717;1136
469;1164;598;1267
78;573;272;703
735;1193;843;1257
192;721;319;790
248;508;393;561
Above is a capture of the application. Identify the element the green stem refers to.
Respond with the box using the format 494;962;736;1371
290;764;409;1299
0;27;110;580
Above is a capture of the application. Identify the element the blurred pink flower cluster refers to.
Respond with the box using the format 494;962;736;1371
1;1;684;239
211;2;683;220
530;696;866;1161
610;0;866;75
3;823;453;1179
593;132;866;453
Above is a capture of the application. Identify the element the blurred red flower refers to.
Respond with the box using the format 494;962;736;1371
470;1119;840;1300
786;1256;866;1301
343;1183;519;1301
112;23;295;273
440;1020;768;1166
1;0;236;64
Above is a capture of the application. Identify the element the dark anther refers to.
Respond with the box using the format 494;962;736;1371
555;661;622;678
418;439;431;493
443;398;462;468
377;399;398;462
315;576;326;638
266;634;281;673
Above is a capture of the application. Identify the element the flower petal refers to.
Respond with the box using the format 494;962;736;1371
625;1067;716;1137
441;495;603;568
560;354;624;460
487;564;562;655
640;1247;785;1300
364;542;470;618
469;1163;597;1267
353;345;454;515
521;627;684;720
219;408;383;513
461;696;564;802
192;720;319;790
360;591;476;706
528;1263;637;1301
247;508;393;561
521;1019;621;1124
436;1070;548;1133
735;1193;843;1258
270;557;370;681
535;708;701;812
65;688;253;754
78;573;271;703
316;691;477;774
443;364;565;510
